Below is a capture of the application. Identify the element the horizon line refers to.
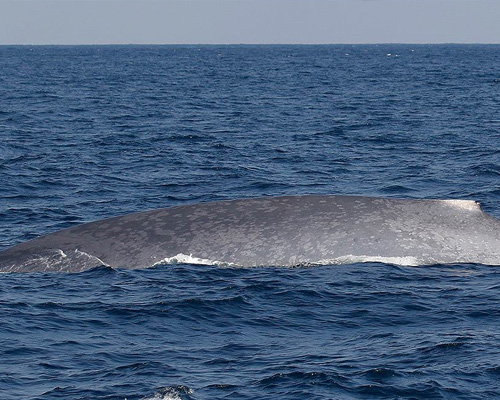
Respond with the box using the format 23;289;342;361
1;42;500;46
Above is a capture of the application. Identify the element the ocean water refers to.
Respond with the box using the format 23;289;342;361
1;44;500;399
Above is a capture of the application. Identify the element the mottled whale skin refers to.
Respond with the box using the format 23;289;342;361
1;195;500;273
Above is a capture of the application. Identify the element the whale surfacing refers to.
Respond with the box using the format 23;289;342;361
1;195;500;273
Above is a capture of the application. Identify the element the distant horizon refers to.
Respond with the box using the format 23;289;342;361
2;42;500;46
1;0;499;46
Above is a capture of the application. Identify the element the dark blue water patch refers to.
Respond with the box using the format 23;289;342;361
2;263;500;399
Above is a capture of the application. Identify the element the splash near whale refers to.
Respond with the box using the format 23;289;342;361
1;195;500;273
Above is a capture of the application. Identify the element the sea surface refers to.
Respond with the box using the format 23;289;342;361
1;44;500;399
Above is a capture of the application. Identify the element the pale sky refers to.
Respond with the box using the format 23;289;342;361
1;0;499;45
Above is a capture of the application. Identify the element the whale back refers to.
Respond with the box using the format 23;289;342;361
1;195;500;273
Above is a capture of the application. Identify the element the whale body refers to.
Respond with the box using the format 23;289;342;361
1;195;500;273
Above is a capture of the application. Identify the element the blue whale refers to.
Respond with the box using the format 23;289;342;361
1;195;500;273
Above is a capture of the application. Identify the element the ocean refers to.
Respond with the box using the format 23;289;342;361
1;44;500;399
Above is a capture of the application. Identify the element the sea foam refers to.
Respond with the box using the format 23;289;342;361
152;253;421;267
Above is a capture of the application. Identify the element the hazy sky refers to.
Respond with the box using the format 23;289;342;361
1;0;499;45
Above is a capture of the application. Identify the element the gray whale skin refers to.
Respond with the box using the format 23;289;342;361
1;195;500;273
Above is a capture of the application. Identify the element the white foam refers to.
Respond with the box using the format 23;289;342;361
153;253;421;268
311;255;421;267
139;387;193;400
139;393;182;400
152;253;237;267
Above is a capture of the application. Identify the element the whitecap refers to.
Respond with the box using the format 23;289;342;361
311;255;421;267
152;253;238;267
140;386;193;400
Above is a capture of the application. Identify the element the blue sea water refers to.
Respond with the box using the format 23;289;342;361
1;44;500;399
